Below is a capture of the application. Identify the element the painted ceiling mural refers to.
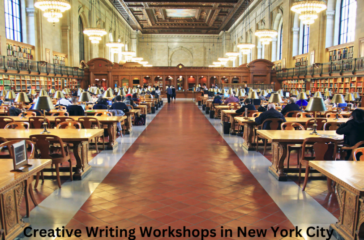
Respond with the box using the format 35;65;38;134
166;9;197;18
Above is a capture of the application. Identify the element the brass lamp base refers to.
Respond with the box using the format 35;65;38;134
310;121;319;135
40;122;50;134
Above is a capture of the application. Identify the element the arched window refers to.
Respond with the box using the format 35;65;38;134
302;24;309;54
78;17;85;62
339;0;357;44
4;0;22;42
278;25;283;60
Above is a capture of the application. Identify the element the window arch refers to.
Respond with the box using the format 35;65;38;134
339;0;357;44
78;17;85;62
4;0;22;42
302;24;309;54
278;24;283;60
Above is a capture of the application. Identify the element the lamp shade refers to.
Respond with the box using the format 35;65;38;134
103;89;114;98
268;93;283;103
78;88;84;96
15;92;30;103
33;96;55;110
353;92;360;99
306;90;311;96
331;94;346;104
344;93;355;102
306;97;327;112
6;90;16;100
94;88;101;95
39;89;48;97
324;91;331;97
261;90;268;97
291;89;299;96
28;89;37;95
0;90;8;97
277;89;284;97
313;92;323;98
79;92;92;102
297;92;308;100
54;91;65;99
247;91;259;99
49;89;55;94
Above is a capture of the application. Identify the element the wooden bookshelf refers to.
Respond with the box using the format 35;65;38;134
310;77;363;94
282;80;306;92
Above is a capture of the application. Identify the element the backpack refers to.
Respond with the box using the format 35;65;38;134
134;114;146;126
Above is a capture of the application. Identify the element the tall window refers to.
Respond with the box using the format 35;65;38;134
78;17;85;62
302;24;309;54
339;0;357;44
278;25;283;60
4;0;22;42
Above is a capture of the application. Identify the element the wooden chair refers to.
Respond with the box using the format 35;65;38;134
19;111;36;117
56;121;82;129
28;110;42;116
86;105;94;110
296;112;313;118
284;111;302;117
23;104;32;110
55;117;74;126
4;122;30;129
281;122;306;170
59;106;67;111
0;117;14;128
323;122;342;131
126;104;134;109
52;112;69;116
29;117;50;129
78;117;104;152
353;147;364;161
252;112;262;117
0;106;9;111
326;113;343;118
255;118;285;155
94;112;112;117
342;141;364;160
305;119;327;130
30;134;72;188
300;137;337;192
0;140;41;217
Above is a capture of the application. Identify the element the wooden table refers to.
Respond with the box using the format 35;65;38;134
134;105;147;115
213;105;229;118
0;129;103;179
309;161;364;240
140;102;153;113
317;111;352;117
9;116;125;150
125;109;141;134
235;117;348;151
0;159;51;240
221;110;242;134
256;130;343;181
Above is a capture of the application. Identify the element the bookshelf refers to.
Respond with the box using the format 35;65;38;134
310;77;363;94
282;80;306;92
329;46;354;61
0;74;79;92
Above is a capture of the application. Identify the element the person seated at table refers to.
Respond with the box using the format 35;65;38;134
67;97;85;116
9;106;22;116
224;92;239;104
132;93;140;104
337;109;364;159
255;103;286;127
338;102;348;110
111;95;129;113
212;93;223;104
56;97;72;106
296;97;308;107
93;97;108;109
281;98;301;116
27;95;34;104
155;87;161;96
258;92;266;101
145;91;154;99
124;95;137;108
324;96;333;107
236;99;256;114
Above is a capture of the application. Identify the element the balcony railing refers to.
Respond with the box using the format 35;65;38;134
276;57;364;79
0;55;84;77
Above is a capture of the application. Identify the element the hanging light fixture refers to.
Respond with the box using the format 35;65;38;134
291;0;327;25
255;0;278;45
83;0;106;44
213;61;223;66
226;52;239;58
122;51;136;61
139;61;148;65
237;43;255;54
34;0;71;23
218;58;229;62
131;57;143;62
106;42;124;52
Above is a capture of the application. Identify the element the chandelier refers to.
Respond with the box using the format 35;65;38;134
255;29;278;45
237;43;255;54
291;0;327;24
218;58;230;62
131;57;143;62
122;51;136;61
34;0;71;23
84;28;107;44
106;42;124;52
213;61;223;66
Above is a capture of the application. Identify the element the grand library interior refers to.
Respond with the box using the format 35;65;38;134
1;0;364;239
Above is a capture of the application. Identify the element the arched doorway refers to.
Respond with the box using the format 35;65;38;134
232;77;239;83
133;78;140;88
154;76;163;88
165;76;173;88
187;76;196;91
143;76;151;87
177;76;185;91
210;76;218;88
121;78;129;88
199;76;207;87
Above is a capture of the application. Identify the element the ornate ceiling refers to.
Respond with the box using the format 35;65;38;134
110;0;253;34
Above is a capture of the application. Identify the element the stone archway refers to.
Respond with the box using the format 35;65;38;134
169;47;193;66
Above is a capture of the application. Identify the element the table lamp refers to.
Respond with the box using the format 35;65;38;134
49;89;55;95
305;97;327;135
291;89;299;96
344;93;355;109
28;89;36;97
6;90;16;103
94;88;101;96
0;90;8;99
268;93;283;104
241;88;246;96
297;92;308;109
15;92;30;118
39;89;48;97
278;89;284;97
78;88;84;96
103;89;114;99
306;90;311;96
324;91;331;100
79;91;92;113
54;91;65;99
353;92;360;99
247;90;259;100
313;91;323;98
331;94;345;120
33;96;55;134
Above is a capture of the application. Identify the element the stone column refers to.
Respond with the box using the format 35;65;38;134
325;10;335;48
257;44;262;59
26;8;36;46
0;2;6;55
292;27;300;57
271;39;277;61
239;52;243;66
61;26;70;63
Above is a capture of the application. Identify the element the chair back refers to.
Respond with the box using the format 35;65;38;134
326;113;343;118
29;117;50;128
261;118;284;130
353;148;364;161
24;104;32;110
55;117;74;125
0;140;35;159
19;111;36;117
302;138;337;161
246;110;258;117
305;118;327;130
5;122;30;129
94;112;112;116
56;121;82;129
126;104;134;109
296;112;313;118
52;112;69;116
228;103;240;110
281;122;305;130
252;112;261;117
30;135;67;159
323;122;342;130
0;106;9;111
78;117;100;129
0;117;14;128
28;110;42;116
285;111;302;117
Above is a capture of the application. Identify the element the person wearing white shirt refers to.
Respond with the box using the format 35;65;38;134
324;97;336;108
56;98;72;106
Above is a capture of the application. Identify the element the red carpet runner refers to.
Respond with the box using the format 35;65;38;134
63;102;294;240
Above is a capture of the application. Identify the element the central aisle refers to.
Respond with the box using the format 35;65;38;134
66;102;293;239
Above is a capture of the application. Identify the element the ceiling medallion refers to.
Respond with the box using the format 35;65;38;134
255;29;278;45
291;0;327;24
237;43;255;54
34;0;71;23
83;28;107;44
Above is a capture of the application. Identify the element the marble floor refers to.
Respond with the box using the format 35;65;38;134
18;102;338;240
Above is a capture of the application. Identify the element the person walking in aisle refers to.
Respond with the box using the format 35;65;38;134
167;86;172;103
171;86;176;103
